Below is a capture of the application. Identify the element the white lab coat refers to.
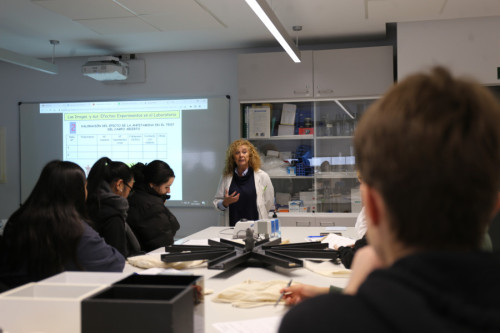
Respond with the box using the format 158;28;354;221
354;207;367;239
213;169;274;226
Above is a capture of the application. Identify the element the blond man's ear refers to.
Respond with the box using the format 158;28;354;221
361;183;384;229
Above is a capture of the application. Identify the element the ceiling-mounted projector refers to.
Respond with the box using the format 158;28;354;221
82;56;128;81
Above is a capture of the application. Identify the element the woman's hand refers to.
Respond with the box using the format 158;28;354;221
222;189;240;207
280;284;329;305
334;244;354;250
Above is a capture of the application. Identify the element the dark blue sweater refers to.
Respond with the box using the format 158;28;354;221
228;168;259;226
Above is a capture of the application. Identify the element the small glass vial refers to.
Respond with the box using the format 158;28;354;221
304;117;312;128
326;121;334;136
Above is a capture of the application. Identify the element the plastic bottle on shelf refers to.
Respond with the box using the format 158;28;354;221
335;114;342;136
326;120;334;136
336;152;345;172
317;115;326;136
346;146;355;171
352;112;358;134
343;114;352;135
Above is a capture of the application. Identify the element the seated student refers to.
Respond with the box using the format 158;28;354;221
127;160;180;252
279;67;500;332
86;157;141;258
0;160;124;289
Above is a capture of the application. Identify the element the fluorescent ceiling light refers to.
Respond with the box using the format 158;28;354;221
245;0;301;63
0;47;58;74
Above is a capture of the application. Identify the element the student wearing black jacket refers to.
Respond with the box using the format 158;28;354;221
279;67;500;332
86;157;141;258
127;160;180;252
336;235;367;269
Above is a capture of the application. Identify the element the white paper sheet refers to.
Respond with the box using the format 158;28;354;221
213;316;282;333
280;104;296;125
322;233;355;248
325;226;347;231
138;267;193;275
182;239;210;245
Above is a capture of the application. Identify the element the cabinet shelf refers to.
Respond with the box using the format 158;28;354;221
316;136;353;140
268;175;313;179
315;172;357;179
251;135;313;141
238;48;393;219
268;173;357;179
241;99;370;215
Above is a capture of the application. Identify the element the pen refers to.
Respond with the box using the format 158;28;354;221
275;279;292;307
307;235;327;241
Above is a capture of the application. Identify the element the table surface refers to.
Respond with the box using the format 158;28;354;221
124;226;358;333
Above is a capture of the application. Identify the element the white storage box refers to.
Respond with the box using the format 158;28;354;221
39;271;131;285
0;282;107;333
300;191;316;212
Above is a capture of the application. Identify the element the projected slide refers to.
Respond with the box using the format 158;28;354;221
20;97;229;207
40;99;206;201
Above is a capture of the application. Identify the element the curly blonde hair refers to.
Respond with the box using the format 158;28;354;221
223;139;261;175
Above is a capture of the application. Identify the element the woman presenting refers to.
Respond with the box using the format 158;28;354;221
214;139;274;226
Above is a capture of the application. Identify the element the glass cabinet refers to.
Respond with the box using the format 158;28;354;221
241;97;377;215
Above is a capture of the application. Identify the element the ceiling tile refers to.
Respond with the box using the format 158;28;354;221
139;13;223;32
75;16;159;34
367;0;447;21
114;0;225;31
32;0;134;20
114;0;197;15
367;0;500;22
443;0;500;17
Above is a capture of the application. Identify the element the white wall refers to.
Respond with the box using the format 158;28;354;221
0;48;245;237
398;16;500;83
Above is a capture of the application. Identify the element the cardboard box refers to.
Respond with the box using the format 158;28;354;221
278;124;294;136
248;106;271;138
300;191;316;212
81;285;193;333
298;127;314;135
289;200;302;212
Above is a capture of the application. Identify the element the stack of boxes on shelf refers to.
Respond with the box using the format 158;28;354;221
246;103;315;139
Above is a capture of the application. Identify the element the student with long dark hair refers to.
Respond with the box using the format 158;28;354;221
86;157;141;257
127;160;180;252
0;160;124;289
